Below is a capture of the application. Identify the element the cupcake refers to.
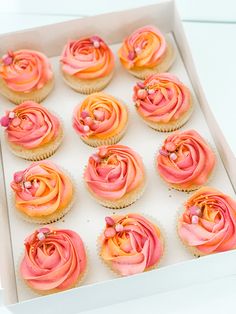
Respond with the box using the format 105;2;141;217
0;101;63;160
133;73;193;131
11;161;74;223
118;25;175;79
60;35;114;94
0;49;54;104
72;92;128;147
156;130;216;191
84;145;146;208
99;214;164;276
177;187;236;257
20;227;87;294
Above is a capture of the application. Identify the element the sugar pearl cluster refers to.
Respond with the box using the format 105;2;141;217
104;216;124;238
159;142;178;161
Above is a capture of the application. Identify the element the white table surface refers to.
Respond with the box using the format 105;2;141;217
0;0;236;312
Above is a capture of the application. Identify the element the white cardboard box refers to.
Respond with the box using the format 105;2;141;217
0;1;236;312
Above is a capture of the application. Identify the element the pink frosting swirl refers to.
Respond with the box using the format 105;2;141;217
0;50;53;92
84;145;145;200
178;187;236;255
157;130;216;189
60;35;114;80
133;73;191;123
100;214;164;276
2;101;61;149
20;228;86;291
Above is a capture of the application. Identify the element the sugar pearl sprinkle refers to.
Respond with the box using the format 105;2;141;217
24;181;32;189
37;232;45;241
170;153;177;161
8;111;15;119
191;215;199;224
83;125;90;132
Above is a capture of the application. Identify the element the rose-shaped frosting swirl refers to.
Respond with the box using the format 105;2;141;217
11;161;73;218
118;25;167;70
72;93;128;139
133;73;191;123
60;36;114;80
100;214;164;276
84;145;145;200
178;187;236;254
1;101;61;149
157;130;215;189
0;50;53;92
20;228;86;291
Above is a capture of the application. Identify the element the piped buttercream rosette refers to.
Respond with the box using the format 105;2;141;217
156;130;216;191
84;145;146;208
20;228;87;294
99;213;164;276
177;187;236;256
11;161;74;223
72;93;128;146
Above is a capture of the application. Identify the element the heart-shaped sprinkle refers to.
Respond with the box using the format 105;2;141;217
14;171;24;183
91;154;101;163
137;89;148;100
128;51;136;61
81;110;89;119
104;227;116;238
38;227;50;234
0;116;10;127
2;55;13;65
189;205;201;216
115;224;124;232
165;142;177;152
159;149;169;157
105;216;115;226
137;82;145;89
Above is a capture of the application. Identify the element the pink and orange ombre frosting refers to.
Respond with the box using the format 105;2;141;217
118;25;167;70
100;214;164;276
72;93;128;139
84;145;145;201
133;73;191;123
157;130;216;189
1;101;61;149
0;49;53;92
178;187;236;255
20;228;86;291
11;161;73;218
60;35;114;80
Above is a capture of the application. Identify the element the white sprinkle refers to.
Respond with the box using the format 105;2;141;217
24;181;32;189
37;232;45;241
93;41;100;48
83;125;90;132
8;111;15;119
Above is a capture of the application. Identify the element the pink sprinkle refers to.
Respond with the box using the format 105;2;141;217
8;111;15;119
14;171;24;183
2;55;13;65
98;147;108;158
191;215;199;224
0;116;10;127
148;89;155;95
128;51;136;61
37;232;45;241
137;89;148;100
104;227;116;238
135;47;142;54
83;125;90;132
91;36;101;43
137;82;145;89
189;205;201;216
170;153;177;161
105;216;115;226
159;149;169;157
11;117;21;127
93;40;100;48
24;181;32;189
115;224;124;232
165;142;177;152
91;154;101;163
81;110;89;119
38;227;50;234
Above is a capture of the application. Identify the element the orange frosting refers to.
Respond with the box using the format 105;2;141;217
118;25;167;70
11;161;73;218
178;187;236;254
60;35;114;80
0;49;53;92
157;130;216;189
72;93;128;139
100;214;164;276
20;228;86;291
